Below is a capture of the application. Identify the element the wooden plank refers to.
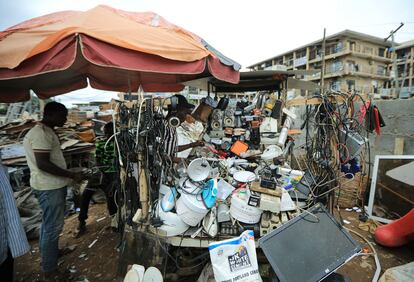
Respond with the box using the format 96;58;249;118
286;97;321;107
394;137;405;155
286;94;368;107
250;182;282;196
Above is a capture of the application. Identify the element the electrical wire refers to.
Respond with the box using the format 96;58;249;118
300;90;372;209
344;228;381;282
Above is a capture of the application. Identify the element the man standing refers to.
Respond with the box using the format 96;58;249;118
23;101;82;280
77;122;118;236
0;161;30;282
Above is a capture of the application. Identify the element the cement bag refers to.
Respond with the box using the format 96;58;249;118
208;230;261;282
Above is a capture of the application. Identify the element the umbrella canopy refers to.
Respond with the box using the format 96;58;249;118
0;5;240;102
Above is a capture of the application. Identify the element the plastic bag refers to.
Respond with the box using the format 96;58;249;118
208;230;262;282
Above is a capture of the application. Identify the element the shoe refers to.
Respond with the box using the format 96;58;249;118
75;221;87;238
375;208;414;247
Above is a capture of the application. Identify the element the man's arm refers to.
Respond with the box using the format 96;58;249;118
34;151;75;179
176;140;204;152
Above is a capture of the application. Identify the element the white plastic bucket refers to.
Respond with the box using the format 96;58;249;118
176;193;208;226
178;177;201;194
230;194;262;224
157;203;189;237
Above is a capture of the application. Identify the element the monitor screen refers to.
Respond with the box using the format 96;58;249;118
259;204;361;282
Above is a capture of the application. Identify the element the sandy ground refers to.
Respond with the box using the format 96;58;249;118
15;204;120;282
14;204;414;282
337;210;414;281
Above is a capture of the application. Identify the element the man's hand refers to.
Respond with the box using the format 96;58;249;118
177;140;205;152
70;171;89;183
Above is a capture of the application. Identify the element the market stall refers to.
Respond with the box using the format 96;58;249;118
113;70;376;281
0;6;380;281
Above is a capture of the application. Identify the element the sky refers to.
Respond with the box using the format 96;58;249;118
1;0;413;107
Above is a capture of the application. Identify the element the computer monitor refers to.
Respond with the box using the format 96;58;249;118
259;204;361;282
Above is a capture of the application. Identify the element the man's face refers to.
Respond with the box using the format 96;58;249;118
185;114;195;124
176;108;193;123
54;111;67;127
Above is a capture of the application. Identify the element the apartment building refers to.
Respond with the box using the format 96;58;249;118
386;39;414;98
248;30;394;96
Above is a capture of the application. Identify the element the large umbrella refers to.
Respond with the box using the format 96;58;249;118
0;5;240;102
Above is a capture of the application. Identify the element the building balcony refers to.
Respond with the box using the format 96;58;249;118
308;49;350;64
345;67;389;80
380;87;414;98
396;57;413;65
306;65;389;81
349;43;392;59
308;44;392;64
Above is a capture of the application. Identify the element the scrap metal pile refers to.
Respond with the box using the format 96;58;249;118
0;116;103;239
111;86;373;244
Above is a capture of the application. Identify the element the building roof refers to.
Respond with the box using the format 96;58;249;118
396;39;414;50
248;29;394;68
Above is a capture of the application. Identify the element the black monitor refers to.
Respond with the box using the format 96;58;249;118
259;204;361;282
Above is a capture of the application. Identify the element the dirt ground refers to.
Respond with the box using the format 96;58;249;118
15;204;120;282
336;210;414;281
15;205;414;282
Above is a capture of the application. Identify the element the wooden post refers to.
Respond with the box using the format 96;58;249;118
305;47;310;98
321;28;327;94
394;137;404;155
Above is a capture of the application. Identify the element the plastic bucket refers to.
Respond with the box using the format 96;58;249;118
230;194;262;224
176;193;208;226
157;203;189;237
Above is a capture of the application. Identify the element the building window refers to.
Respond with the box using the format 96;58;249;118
397;50;409;60
371;80;379;93
378;48;385;57
309;47;321;60
296;50;306;58
346;80;355;91
348;41;356;51
403;80;409;87
331;61;343;73
347;60;356;72
188;86;198;94
334;41;343;53
363;46;373;55
330;80;341;91
377;65;386;76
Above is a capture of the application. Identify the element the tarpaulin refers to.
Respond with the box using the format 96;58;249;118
0;5;240;102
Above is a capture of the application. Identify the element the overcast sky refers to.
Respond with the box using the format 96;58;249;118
1;0;413;106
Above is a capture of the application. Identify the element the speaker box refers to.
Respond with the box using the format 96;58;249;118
211;109;223;130
223;108;235;127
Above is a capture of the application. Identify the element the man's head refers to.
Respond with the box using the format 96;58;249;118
168;94;195;123
43;101;68;127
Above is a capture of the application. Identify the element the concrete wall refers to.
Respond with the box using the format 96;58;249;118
368;99;414;156
292;99;414;175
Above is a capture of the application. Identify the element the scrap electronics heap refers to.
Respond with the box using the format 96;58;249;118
111;73;374;275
